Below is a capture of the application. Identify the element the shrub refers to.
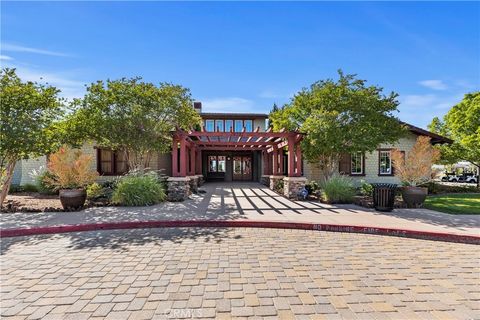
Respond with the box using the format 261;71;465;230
8;184;23;193
36;171;57;195
22;183;39;192
86;183;104;200
112;173;166;206
359;180;373;197
425;182;479;194
305;180;320;194
321;175;355;203
273;179;284;194
391;136;440;187
46;146;98;190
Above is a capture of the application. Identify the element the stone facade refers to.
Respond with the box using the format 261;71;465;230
283;177;308;199
260;175;270;187
167;177;190;201
187;176;199;194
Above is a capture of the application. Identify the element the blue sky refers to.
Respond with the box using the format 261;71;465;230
1;2;479;129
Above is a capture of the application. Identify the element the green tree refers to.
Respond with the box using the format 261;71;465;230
270;70;406;181
268;103;279;128
428;92;480;175
69;77;202;171
0;68;65;205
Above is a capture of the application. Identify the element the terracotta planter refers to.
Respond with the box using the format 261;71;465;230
59;189;87;211
401;186;428;208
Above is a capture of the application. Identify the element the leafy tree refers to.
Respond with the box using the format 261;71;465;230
268;103;279;128
0;68;64;205
270;70;406;181
428;92;480;178
69;77;202;171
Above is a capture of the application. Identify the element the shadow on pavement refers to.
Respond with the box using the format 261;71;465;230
1;227;242;254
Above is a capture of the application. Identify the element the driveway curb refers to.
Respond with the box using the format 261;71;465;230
1;220;479;244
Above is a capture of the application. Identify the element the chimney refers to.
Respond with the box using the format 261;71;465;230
193;101;202;113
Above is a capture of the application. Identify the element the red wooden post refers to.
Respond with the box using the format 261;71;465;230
272;149;278;174
172;137;178;177
195;150;202;174
288;135;295;177
179;136;187;177
278;148;284;175
189;146;195;176
295;144;302;176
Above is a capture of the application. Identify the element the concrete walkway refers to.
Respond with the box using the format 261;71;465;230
1;182;479;236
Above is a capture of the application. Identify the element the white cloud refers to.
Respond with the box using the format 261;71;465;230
0;55;13;61
2;43;70;57
201;97;260;113
419;79;448;90
401;94;437;107
3;61;86;101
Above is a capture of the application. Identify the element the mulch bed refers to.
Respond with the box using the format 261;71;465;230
2;193;63;213
1;193;111;213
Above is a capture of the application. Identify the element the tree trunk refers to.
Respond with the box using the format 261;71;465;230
317;154;339;185
0;160;17;207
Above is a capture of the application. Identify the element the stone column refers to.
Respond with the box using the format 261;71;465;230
187;176;199;194
167;177;190;201
283;176;308;199
260;175;270;186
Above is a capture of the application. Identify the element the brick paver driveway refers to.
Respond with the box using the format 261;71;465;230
2;228;478;319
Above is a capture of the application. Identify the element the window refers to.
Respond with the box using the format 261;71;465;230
215;120;224;132
351;152;364;175
225;120;233;132
379;150;392;175
235;120;243;132
208;155;226;172
244;120;253;132
217;156;226;172
205;120;214;132
208;156;217;172
97;149;127;175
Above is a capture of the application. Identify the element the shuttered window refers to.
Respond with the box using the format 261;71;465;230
338;153;351;175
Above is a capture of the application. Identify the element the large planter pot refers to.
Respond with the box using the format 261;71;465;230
401;186;428;208
59;188;87;211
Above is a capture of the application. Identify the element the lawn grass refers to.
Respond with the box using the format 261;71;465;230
424;193;480;215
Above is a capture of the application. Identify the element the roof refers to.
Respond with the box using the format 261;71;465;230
200;112;269;119
402;122;453;145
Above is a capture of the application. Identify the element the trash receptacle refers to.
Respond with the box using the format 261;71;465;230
371;183;397;212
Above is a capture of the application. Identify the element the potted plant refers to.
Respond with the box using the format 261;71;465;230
45;146;98;210
391;136;440;208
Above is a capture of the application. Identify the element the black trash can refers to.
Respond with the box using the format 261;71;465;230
371;183;397;212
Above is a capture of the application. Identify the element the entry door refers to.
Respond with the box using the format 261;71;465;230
233;156;252;181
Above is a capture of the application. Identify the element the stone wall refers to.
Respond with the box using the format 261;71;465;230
167;177;190;201
283;177;308;199
260;175;270;187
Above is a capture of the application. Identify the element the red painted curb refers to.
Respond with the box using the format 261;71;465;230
1;220;479;244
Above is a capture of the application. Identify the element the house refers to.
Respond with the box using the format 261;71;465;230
11;102;450;199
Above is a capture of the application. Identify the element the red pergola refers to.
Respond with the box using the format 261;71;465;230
171;127;304;178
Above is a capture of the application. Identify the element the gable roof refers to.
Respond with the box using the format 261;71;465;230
402;122;453;145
